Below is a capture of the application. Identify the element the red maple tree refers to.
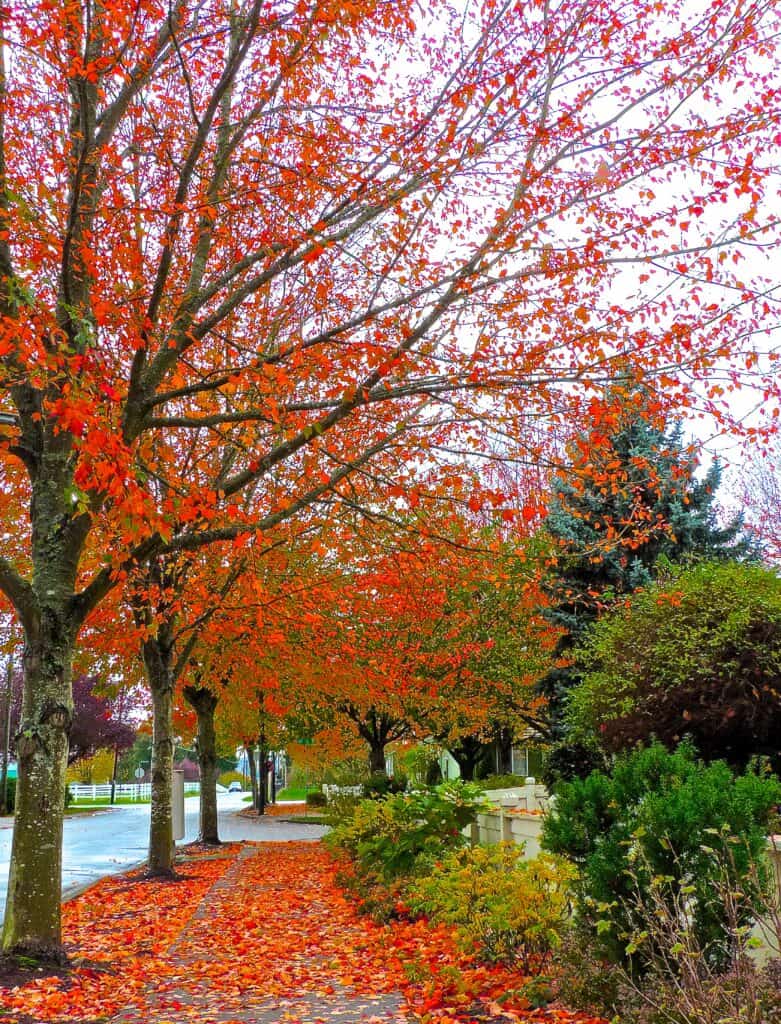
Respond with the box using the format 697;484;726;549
0;0;780;959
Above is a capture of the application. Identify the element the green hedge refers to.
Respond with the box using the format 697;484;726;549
542;742;781;970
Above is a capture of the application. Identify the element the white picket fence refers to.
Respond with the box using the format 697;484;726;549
322;784;364;800
68;781;200;801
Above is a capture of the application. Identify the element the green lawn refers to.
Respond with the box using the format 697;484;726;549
278;787;319;801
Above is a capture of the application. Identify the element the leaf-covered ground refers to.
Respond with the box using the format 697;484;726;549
0;842;604;1024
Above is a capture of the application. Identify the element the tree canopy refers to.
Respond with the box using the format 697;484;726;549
567;561;781;770
537;393;751;738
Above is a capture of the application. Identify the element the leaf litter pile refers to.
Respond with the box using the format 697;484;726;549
0;842;604;1024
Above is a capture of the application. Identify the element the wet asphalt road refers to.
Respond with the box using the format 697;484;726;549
0;792;326;922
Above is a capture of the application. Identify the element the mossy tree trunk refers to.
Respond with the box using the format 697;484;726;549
0;654;14;816
143;630;177;877
183;684;220;845
2;626;74;958
1;459;83;958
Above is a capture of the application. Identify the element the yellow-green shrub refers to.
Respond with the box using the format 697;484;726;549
410;843;575;968
218;770;246;789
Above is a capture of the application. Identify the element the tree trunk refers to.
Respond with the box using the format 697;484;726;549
368;742;387;775
495;728;514;776
352;708;397;776
143;636;177;877
245;741;258;809
2;626;73;959
109;746;118;805
256;742;267;815
0;423;89;958
449;736;488;781
183;685;220;845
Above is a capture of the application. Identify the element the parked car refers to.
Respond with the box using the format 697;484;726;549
228;781;243;793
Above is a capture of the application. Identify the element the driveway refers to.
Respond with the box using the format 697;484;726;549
0;793;326;922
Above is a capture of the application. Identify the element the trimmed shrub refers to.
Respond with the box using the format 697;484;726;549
568;561;781;771
479;773;528;791
542;742;781;971
305;790;327;808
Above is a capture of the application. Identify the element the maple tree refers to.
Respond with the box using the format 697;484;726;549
276;538;470;774
130;528;310;864
64;675;136;766
410;537;555;779
130;545;247;871
277;529;555;780
172;532;329;839
0;0;780;959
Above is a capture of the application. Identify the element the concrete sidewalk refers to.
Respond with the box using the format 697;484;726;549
217;809;328;844
110;844;405;1024
1;835;548;1024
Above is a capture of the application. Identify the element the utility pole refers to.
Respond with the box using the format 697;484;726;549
256;689;266;815
0;653;13;816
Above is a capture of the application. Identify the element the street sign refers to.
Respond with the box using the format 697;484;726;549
134;766;144;779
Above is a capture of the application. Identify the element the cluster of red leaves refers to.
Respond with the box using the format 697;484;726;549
238;802;314;819
1;843;604;1024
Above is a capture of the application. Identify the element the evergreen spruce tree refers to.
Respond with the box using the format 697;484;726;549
538;396;751;769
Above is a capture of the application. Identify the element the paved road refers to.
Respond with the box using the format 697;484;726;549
0;793;326;922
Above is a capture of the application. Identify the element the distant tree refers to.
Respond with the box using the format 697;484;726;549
538;394;751;744
116;732;152;783
567;561;781;771
740;436;781;564
416;538;556;779
0;672;135;768
67;677;136;766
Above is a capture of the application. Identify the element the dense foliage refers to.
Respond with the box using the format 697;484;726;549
538;402;749;742
542;743;780;970
568;562;781;769
326;781;487;881
410;843;575;969
1;0;781;960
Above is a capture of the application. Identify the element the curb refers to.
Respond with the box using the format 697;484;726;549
1;806;120;830
61;858;148;904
